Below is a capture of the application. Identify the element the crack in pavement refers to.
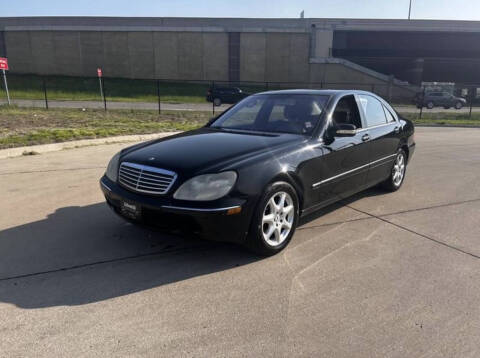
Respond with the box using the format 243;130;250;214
0;244;212;283
344;203;480;261
298;197;480;232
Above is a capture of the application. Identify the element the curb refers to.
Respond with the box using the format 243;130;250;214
0;132;180;159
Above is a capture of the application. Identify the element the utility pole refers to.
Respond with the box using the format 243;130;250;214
408;0;413;20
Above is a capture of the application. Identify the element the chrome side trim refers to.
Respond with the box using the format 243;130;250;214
312;153;397;188
161;205;241;213
101;181;112;192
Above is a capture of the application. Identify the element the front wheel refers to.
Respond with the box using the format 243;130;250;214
213;97;222;106
426;101;434;109
455;101;463;110
382;149;407;192
246;182;299;256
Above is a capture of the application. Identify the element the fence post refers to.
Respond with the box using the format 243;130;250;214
102;77;107;111
469;86;474;119
387;75;394;102
43;77;48;110
157;79;161;114
212;81;215;116
419;86;425;120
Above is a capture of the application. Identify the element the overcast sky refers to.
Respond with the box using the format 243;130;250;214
3;0;480;21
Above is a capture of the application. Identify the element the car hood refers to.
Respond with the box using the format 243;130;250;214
120;128;304;175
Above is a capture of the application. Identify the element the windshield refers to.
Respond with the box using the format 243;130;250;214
211;94;330;135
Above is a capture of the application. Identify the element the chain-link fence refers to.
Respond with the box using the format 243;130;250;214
1;74;479;123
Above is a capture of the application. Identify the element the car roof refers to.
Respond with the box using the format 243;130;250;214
252;89;378;97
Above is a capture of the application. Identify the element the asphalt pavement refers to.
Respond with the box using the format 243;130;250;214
1;127;480;357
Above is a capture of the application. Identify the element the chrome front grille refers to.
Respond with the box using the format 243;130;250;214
118;162;177;195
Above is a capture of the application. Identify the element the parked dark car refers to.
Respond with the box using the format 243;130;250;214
206;86;249;106
101;90;415;256
414;91;466;109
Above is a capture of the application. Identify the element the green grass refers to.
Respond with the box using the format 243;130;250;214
1;75;210;103
400;112;480;126
0;106;209;149
1;105;479;150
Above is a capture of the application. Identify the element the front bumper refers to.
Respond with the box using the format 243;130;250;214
100;176;252;243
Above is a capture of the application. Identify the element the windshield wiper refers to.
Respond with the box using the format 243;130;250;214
213;127;279;137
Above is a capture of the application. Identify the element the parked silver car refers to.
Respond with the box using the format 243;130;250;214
414;92;467;110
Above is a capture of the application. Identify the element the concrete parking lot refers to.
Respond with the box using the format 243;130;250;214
1;127;480;357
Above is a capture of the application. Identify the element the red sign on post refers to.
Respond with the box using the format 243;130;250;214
0;57;8;71
97;68;102;77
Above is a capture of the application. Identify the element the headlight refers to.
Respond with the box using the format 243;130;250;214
105;152;121;182
173;171;237;201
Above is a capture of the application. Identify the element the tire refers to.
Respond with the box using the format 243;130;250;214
426;101;434;109
213;98;222;106
246;182;299;256
455;101;463;110
382;149;407;192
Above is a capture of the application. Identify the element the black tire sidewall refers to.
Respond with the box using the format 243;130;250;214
247;182;299;256
214;98;221;106
455;101;463;109
427;101;434;109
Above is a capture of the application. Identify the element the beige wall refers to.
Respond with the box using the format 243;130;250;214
4;28;410;98
5;30;229;81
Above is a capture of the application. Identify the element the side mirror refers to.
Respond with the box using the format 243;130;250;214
335;123;357;137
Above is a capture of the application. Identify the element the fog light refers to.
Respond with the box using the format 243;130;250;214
226;207;242;215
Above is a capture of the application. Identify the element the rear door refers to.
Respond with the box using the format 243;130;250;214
357;94;400;186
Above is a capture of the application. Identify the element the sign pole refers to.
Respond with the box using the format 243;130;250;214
99;76;104;103
97;68;104;108
98;71;104;103
2;69;10;105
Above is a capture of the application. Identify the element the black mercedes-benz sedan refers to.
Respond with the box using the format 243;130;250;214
100;90;415;255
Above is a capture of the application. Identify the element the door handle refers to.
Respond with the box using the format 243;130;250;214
361;134;370;142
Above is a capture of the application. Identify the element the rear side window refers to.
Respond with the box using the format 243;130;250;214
358;95;387;127
383;106;396;123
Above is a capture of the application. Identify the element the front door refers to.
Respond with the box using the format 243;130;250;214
311;95;371;207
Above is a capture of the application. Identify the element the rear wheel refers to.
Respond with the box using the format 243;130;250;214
246;182;299;256
455;101;463;110
382;149;407;192
213;98;222;106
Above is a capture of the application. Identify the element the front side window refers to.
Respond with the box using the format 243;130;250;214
358;95;387;127
211;94;329;135
332;95;362;129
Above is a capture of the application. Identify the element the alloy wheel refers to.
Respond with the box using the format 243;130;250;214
392;153;406;186
261;191;294;247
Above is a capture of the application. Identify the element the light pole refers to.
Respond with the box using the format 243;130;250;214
408;0;413;20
